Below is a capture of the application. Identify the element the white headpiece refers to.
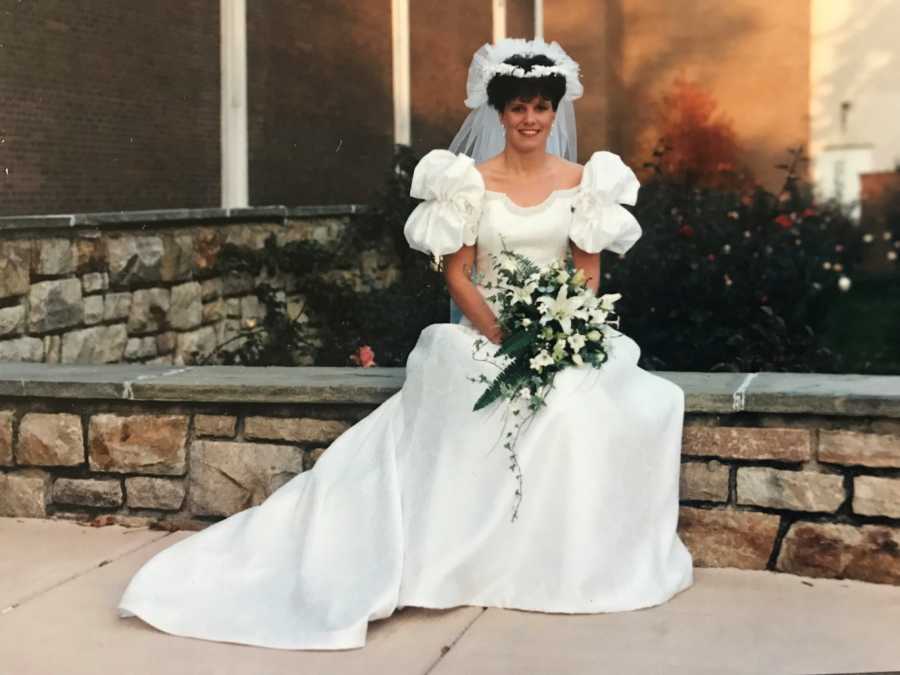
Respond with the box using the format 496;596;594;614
449;38;583;163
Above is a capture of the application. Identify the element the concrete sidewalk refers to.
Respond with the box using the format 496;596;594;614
1;517;899;675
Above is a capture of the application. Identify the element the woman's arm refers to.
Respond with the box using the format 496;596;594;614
443;245;503;344
569;242;601;295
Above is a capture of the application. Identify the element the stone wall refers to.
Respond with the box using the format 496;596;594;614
0;364;898;586
0;206;378;365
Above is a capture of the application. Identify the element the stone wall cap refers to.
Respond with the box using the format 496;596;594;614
0;205;367;233
0;364;896;414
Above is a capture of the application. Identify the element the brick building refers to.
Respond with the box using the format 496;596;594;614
1;1;895;217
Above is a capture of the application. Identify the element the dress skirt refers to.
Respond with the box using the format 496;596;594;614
118;322;694;650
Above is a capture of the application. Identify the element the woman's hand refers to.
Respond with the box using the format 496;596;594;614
484;321;504;345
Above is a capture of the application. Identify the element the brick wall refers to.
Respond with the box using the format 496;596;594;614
0;0;220;216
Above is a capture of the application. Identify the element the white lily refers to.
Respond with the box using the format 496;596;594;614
598;292;622;312
537;284;585;334
567;333;586;352
529;350;554;373
509;281;538;305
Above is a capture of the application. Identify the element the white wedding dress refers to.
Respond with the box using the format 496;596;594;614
118;149;693;650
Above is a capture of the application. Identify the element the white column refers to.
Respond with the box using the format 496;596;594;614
391;0;411;146
493;0;506;43
220;0;248;208
534;0;543;39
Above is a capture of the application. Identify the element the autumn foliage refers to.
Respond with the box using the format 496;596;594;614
647;77;751;190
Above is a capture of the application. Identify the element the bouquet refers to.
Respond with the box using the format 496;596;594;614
470;247;623;522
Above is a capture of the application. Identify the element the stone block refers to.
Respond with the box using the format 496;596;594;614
200;277;223;301
677;506;780;570
103;292;132;322
74;236;105;273
61;325;127;363
27;278;82;332
683;426;811;462
161;233;194;282
53;477;123;507
43;334;62;364
678;506;780;570
16;413;84;466
124;336;157;361
83;294;104;325
107;235;164;286
776;522;900;585
202;298;225;323
222;272;254;296
188;440;304;516
192;228;223;274
33;239;74;275
0;469;51;517
0;336;44;362
819;430;900;468
0;241;32;298
174;326;217;365
194;415;237;438
156;331;176;355
125;477;185;511
853;476;900;518
225;298;241;318
89;414;188;475
304;447;327;471
169;281;202;330
0;410;13;465
736;467;845;512
128;288;170;333
81;271;108;294
0;305;25;337
680;461;729;502
244;417;350;444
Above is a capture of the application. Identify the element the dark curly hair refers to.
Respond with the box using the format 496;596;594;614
486;53;567;113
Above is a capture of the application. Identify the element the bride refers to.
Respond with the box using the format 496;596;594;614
117;38;693;650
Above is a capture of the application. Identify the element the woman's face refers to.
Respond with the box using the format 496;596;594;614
500;96;556;151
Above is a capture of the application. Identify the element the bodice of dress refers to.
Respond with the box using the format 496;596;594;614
471;188;577;317
403;148;643;325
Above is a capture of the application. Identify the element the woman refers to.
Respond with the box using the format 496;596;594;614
118;38;693;650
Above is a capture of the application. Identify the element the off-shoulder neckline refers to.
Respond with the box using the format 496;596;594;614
484;186;579;214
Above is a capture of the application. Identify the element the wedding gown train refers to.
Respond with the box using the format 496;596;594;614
118;149;694;650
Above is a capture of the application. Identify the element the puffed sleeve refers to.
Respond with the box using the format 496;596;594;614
569;151;643;255
403;149;485;261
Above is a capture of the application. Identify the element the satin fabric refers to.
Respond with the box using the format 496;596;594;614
119;322;692;650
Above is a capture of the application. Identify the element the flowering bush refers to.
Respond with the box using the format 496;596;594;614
607;144;895;373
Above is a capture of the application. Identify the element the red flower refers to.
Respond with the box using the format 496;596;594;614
801;207;817;218
707;253;716;262
774;214;793;230
678;224;695;238
350;345;377;368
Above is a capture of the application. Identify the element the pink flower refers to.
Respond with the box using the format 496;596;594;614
707;253;716;262
350;345;377;368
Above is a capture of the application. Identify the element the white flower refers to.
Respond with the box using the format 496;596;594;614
556;268;570;284
500;256;518;272
863;233;874;243
572;353;584;366
589;308;609;325
536;284;585;334
520;317;532;327
517;388;532;400
838;275;852;292
529;350;554;372
587;329;602;341
509;281;538;305
567;333;586;352
888;251;897;261
598;292;621;311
